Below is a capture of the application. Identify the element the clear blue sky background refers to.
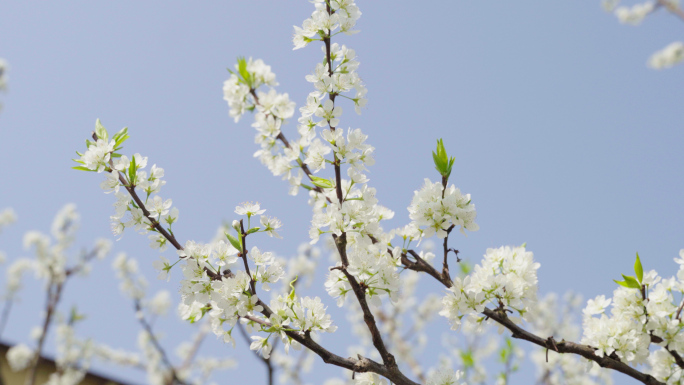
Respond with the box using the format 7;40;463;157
1;1;683;384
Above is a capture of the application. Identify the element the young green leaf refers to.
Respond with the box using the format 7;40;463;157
94;119;109;142
620;274;642;289
72;166;95;172
310;176;335;189
246;227;261;235
225;232;242;251
432;138;455;179
634;252;643;284
128;155;137;185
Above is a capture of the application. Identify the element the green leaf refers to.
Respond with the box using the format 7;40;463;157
237;56;252;88
634;252;643;284
619;274;642;289
460;350;474;368
112;126;128;142
225;232;242;251
246;227;261;235
114;133;130;149
94;119;109;142
110;152;122;158
288;275;299;301
310;176;334;189
128;155;137;185
432;138;455;179
300;183;313;191
72;166;94;172
69;306;86;324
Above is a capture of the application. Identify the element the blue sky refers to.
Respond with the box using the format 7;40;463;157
1;1;683;384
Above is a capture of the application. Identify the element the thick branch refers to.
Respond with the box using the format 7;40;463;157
250;299;417;385
484;308;663;385
400;252;665;385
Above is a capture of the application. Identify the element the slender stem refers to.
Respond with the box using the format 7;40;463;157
247;89;328;199
675;297;684;320
236;322;274;385
26;280;63;385
441;224;455;281
239;219;257;295
0;299;12;339
657;0;684;21
179;324;209;372
134;300;186;385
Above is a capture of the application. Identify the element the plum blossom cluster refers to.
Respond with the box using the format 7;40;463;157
440;245;540;330
3;205;111;299
222;58;302;195
224;0;368;198
325;241;402;307
3;205;113;385
606;1;655;25
168;203;337;360
223;58;278;122
292;0;362;50
649;42;684;69
581;251;684;381
74;120;179;241
407;178;479;239
600;0;684;70
113;252;236;384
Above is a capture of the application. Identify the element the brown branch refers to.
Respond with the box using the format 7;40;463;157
95;132;183;252
484;307;663;385
675;297;684;320
441;224;456;282
25;280;63;385
400;253;665;385
657;0;684;21
134;300;187;385
402;250;452;288
253;298;417;385
650;335;684;369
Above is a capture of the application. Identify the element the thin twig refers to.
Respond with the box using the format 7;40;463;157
134;300;187;385
26;280;63;385
657;0;684;21
0;299;12;339
236;322;274;385
179;323;209;372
